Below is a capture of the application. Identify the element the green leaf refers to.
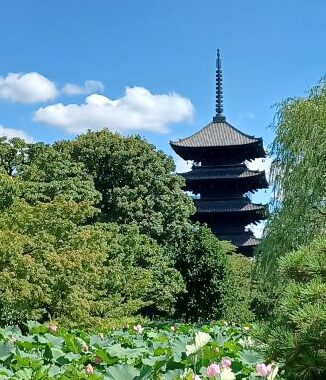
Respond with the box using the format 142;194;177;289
106;364;140;380
237;349;264;365
0;342;12;360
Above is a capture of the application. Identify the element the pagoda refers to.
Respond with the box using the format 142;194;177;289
170;50;268;256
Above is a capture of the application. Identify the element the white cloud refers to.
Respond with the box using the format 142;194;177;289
0;72;58;104
246;221;266;239
0;125;34;142
34;86;194;134
62;80;104;95
174;156;193;173
246;157;273;179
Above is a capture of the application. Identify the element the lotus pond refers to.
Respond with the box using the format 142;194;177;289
0;321;281;379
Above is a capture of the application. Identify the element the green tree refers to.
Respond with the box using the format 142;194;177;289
0;190;184;327
19;143;101;204
54;129;195;249
258;79;326;278
174;225;234;321
259;237;326;380
0;136;27;175
223;254;256;322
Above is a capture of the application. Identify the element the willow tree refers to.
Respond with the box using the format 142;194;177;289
258;79;326;278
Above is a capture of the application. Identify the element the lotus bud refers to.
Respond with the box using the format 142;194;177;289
48;324;57;333
85;363;94;375
221;358;232;368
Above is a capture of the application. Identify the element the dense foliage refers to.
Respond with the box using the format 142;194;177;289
224;255;255;323
0;194;184;327
0;321;281;379
257;80;326;278
175;226;234;321
258;237;326;380
0;132;234;326
54;130;195;249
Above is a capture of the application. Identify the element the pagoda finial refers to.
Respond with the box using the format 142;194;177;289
214;48;226;122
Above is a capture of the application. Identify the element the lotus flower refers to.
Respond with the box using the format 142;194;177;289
206;363;221;377
192;376;201;380
133;324;144;334
256;363;272;377
221;358;232;368
85;363;94;375
48;324;57;333
220;367;236;380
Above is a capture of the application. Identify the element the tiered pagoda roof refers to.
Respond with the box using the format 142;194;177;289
170;49;268;256
171;119;265;161
194;197;266;215
181;164;268;192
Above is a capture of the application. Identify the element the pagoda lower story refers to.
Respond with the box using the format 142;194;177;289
180;163;268;256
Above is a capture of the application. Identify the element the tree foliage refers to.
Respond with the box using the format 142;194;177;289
0;193;184;327
223;254;256;322
54;129;195;248
0;130;235;325
257;79;326;278
259;237;326;380
174;225;234;321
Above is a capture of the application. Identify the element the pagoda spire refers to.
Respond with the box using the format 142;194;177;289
214;49;226;122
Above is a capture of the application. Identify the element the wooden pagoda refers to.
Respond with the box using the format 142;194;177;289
170;50;268;256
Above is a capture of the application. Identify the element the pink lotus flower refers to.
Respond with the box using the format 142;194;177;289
206;363;221;377
133;324;144;334
192;375;201;380
48;324;57;333
256;363;272;377
85;363;94;375
221;358;232;368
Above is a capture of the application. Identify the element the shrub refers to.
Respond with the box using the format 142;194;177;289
174;225;234;321
223;254;255;322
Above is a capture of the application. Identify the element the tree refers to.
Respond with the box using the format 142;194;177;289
54;129;195;249
0;137;27;176
0;190;184;327
174;225;234;321
257;79;326;278
259;237;326;380
19;143;101;205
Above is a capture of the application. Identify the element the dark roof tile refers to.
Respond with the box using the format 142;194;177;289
194;198;265;213
180;165;266;181
171;120;261;148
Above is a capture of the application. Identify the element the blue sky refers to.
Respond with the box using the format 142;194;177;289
0;1;325;211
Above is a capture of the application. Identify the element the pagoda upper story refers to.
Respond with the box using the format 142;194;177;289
170;49;268;256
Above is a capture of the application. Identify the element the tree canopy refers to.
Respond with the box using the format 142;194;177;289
54;130;195;249
0;130;234;326
258;79;326;278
